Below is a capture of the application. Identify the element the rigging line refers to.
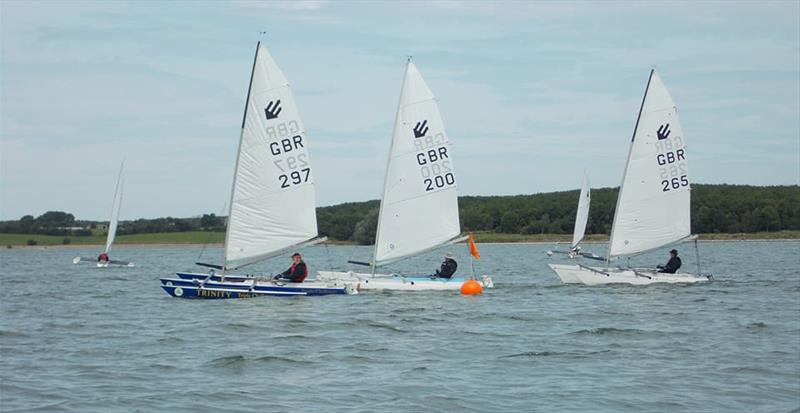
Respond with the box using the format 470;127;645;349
324;240;334;272
197;202;228;261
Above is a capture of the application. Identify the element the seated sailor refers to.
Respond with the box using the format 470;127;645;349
656;249;682;274
432;253;458;279
274;253;308;282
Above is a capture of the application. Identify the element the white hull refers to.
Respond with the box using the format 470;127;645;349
548;264;711;286
316;271;494;291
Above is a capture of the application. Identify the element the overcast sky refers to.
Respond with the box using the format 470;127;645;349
2;0;798;220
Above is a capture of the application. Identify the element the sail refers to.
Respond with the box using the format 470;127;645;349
224;43;318;269
104;162;124;254
571;172;590;249
608;70;691;258
373;61;460;266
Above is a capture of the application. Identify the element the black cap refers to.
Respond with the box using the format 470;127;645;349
669;249;678;255
291;252;301;258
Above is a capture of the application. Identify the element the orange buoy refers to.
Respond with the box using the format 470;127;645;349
460;278;483;295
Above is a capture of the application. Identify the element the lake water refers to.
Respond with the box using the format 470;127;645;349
1;241;799;412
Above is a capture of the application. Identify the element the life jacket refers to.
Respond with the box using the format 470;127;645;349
289;261;308;282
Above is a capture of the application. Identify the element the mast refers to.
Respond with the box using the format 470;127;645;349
222;41;261;272
606;69;654;266
370;56;412;275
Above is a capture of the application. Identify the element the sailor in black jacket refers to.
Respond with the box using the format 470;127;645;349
657;249;682;274
433;253;458;279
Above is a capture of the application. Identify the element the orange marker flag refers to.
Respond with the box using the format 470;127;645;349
468;232;481;260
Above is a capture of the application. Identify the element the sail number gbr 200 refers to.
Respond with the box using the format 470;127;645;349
414;135;454;192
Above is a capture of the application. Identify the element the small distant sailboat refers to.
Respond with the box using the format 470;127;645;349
73;162;134;268
549;69;712;285
316;59;493;291
160;41;354;298
546;171;601;261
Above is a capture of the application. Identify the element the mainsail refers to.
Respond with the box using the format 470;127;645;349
223;42;318;270
372;60;461;266
608;70;691;258
571;172;591;249
104;162;124;254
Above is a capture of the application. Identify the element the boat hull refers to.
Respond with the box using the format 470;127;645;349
316;271;494;291
548;264;712;286
160;275;354;298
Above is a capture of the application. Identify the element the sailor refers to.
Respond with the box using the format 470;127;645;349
274;252;308;283
657;249;682;274
568;246;581;259
97;252;109;263
432;252;458;279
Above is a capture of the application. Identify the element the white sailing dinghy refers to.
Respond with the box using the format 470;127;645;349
316;59;493;291
73;162;134;268
160;41;354;298
546;172;602;262
549;69;712;285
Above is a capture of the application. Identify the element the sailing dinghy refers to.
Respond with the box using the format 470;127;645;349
160;42;354;298
316;59;493;291
73;162;134;268
549;69;712;285
546;171;602;262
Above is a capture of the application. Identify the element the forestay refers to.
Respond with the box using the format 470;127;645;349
608;70;691;258
224;43;318;269
373;61;460;266
571;172;590;249
104;162;124;254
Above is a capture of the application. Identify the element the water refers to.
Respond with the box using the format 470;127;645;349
1;241;799;412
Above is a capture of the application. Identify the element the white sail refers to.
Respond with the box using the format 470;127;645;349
608;70;691;258
224;43;318;269
104;162;124;254
571;172;591;249
373;61;460;266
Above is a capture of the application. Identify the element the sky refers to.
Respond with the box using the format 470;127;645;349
1;0;798;220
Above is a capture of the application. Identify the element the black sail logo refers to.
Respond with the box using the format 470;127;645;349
265;100;282;120
413;120;429;138
657;123;671;140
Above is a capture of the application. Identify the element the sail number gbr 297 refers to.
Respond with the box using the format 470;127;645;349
654;123;688;192
267;119;311;190
413;120;455;192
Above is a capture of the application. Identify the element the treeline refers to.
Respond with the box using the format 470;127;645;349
316;184;800;244
0;212;225;236
2;185;797;244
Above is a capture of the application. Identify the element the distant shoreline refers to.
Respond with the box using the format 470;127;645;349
2;231;798;249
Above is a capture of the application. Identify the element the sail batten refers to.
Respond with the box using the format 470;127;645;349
373;61;461;266
608;70;691;258
223;44;319;269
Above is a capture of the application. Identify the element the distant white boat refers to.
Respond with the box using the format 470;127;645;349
546;171;602;261
549;69;712;285
73;162;134;268
159;41;353;298
317;59;493;291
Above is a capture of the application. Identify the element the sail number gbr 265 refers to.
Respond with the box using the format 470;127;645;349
413;121;454;192
267;120;311;190
654;124;688;192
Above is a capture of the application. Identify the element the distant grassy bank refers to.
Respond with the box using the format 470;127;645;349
2;230;799;247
